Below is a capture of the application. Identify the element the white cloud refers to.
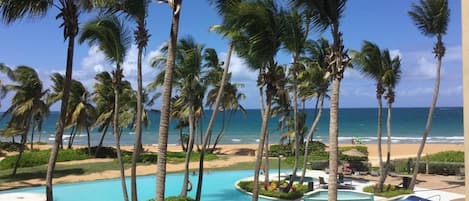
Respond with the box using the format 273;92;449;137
82;46;106;71
414;57;446;79
220;52;256;82
389;49;402;59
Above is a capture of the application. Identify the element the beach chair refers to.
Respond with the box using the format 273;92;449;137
318;176;328;189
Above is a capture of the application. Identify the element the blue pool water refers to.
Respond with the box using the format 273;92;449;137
1;170;277;201
304;190;374;201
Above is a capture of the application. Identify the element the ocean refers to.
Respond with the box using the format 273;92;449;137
0;107;463;146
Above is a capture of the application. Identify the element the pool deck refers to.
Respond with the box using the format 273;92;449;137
0;192;45;201
238;170;465;201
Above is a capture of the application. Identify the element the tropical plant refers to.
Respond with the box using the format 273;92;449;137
0;65;49;175
297;38;330;184
353;41;400;192
382;50;401;190
222;1;284;200
155;1;183;200
279;8;311;192
90;1;151;199
291;1;350;200
0;1;92;200
407;0;449;190
79;15;132;201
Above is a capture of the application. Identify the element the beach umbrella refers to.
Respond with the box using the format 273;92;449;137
342;149;366;158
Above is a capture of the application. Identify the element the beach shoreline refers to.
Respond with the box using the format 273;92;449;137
0;143;464;193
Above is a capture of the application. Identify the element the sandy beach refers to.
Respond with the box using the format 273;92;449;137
0;143;465;195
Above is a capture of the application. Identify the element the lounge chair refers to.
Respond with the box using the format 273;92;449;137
318;176;328;189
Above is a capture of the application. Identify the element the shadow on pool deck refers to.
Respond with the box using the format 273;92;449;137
0;168;85;185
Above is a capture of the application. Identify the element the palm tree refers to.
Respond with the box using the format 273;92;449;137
298;38;330;184
223;1;283;200
353;41;386;192
408;0;449;190
291;1;349;200
381;50;401;190
155;1;183;200
280;8;310;192
68;80;96;155
0;65;49;175
0;1;92;200
91;1;150;199
79;15;131;201
92;72;115;157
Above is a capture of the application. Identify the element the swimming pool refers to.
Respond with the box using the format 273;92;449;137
0;170;277;201
304;190;374;201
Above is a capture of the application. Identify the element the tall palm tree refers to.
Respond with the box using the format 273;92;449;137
91;1;150;199
0;65;49;175
79;15;131;201
353;41;401;192
408;0;449;190
298;38;330;184
280;8;310;192
195;1;243;199
381;51;401;190
155;1;183;200
291;1;349;200
0;1;92;200
224;1;283;200
353;41;386;192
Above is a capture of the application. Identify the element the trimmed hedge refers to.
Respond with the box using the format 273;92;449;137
238;181;307;200
427;151;464;163
391;159;464;175
0;149;89;170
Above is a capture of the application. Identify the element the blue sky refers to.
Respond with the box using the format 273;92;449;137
0;0;462;110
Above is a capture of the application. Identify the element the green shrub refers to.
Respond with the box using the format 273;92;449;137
269;141;327;157
391;158;464;175
308;160;329;170
0;149;89;170
237;181;307;200
427;151;464;163
148;197;195;201
123;153;158;164
363;184;412;198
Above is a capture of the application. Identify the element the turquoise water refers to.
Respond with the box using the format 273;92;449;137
1;170;275;201
1;107;463;145
304;190;374;201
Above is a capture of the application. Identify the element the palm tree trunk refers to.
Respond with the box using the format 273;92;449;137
113;68;129;201
376;94;385;192
180;105;195;197
156;3;182;200
95;125;109;158
328;78;340;201
263;129;269;190
300;94;324;184
195;41;233;201
409;53;442;190
381;101;393;188
285;66;300;192
30;120;36;150
67;126;76;149
46;30;76;201
251;93;272;201
86;125;91;156
211;110;226;151
13;118;31;176
131;39;145;201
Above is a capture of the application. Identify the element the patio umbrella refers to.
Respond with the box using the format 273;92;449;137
342;149;366;157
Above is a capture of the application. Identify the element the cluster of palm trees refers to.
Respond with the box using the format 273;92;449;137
0;0;450;201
